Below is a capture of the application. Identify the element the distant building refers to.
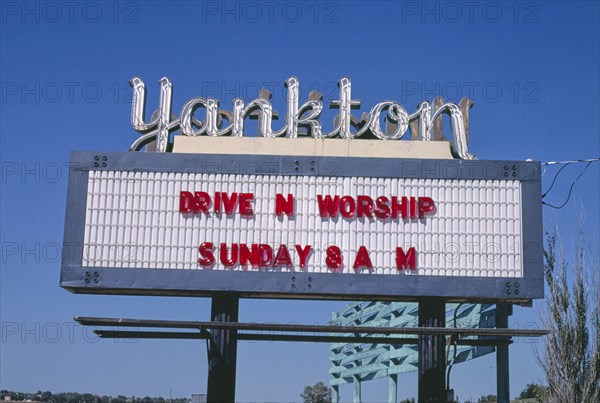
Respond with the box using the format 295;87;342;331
191;395;206;403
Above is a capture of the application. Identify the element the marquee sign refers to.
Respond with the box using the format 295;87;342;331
61;152;543;302
60;76;543;301
57;76;547;403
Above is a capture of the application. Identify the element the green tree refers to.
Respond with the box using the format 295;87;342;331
537;226;600;402
517;383;547;401
40;391;53;402
300;381;332;403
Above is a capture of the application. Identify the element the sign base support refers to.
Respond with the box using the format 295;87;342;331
207;293;239;403
418;298;446;402
388;373;397;403
496;304;511;403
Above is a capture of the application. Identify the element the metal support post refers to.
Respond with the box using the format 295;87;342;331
388;373;398;403
418;298;446;403
353;375;361;403
207;293;239;403
332;385;339;403
496;304;510;403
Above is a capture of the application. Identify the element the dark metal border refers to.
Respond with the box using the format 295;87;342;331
60;151;544;302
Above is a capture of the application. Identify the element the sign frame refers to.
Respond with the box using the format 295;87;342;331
60;151;543;302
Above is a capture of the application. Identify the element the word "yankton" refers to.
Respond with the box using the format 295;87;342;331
129;76;476;160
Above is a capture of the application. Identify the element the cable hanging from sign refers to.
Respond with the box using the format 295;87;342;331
542;158;598;209
540;157;599;177
542;157;600;165
446;302;465;393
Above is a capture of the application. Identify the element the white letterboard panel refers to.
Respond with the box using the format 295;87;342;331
81;170;523;278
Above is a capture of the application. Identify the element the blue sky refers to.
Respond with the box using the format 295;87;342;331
1;1;599;401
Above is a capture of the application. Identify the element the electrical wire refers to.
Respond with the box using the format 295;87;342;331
542;161;595;209
542;157;599;165
542;162;572;198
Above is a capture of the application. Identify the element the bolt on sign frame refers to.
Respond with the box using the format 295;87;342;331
61;151;543;302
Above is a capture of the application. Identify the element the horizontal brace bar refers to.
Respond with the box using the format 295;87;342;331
96;330;207;339
241;333;419;344
94;330;513;346
77;316;548;337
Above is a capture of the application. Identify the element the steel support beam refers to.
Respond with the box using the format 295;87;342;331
353;375;361;403
93;330;514;347
332;385;339;403
496;304;510;403
75;316;548;338
207;294;239;403
418;298;446;403
388;373;398;403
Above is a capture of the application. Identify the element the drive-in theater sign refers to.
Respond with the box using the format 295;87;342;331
61;76;544;403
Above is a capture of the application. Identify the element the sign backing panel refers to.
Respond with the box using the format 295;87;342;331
61;151;543;302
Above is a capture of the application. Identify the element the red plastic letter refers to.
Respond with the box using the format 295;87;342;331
221;192;237;215
214;192;221;214
239;243;259;267
326;245;343;270
258;244;273;267
418;197;436;219
275;193;294;217
391;196;408;219
220;243;238;267
295;245;312;269
179;191;195;213
238;193;254;216
339;196;356;218
410;196;417;219
317;195;340;217
396;247;417;270
194;191;211;214
273;244;292;267
198;242;215;267
374;196;391;219
353;246;373;270
357;195;374;218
